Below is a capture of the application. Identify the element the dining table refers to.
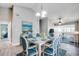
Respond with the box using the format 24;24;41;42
27;37;52;56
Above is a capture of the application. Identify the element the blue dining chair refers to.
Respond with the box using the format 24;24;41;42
43;35;66;56
56;36;66;56
43;36;59;56
20;36;38;56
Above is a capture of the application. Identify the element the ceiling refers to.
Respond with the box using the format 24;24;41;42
0;3;79;24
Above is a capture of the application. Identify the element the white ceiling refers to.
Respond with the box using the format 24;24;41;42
0;3;79;24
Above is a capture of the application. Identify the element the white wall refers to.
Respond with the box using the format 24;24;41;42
12;6;39;45
48;19;55;34
0;8;9;22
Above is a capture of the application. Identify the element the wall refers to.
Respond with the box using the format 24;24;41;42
0;8;9;22
75;21;79;43
47;19;55;35
12;6;40;45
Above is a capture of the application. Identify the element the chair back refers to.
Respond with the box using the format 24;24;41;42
58;35;62;47
52;35;62;55
28;32;32;38
36;33;40;37
21;36;28;53
49;29;54;37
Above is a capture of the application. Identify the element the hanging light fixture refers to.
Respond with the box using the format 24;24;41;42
58;17;62;25
35;3;47;18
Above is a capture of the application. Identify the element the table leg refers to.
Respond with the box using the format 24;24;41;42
38;44;41;56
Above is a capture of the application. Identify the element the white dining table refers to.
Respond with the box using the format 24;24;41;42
27;38;51;56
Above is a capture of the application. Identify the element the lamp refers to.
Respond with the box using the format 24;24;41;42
35;3;47;18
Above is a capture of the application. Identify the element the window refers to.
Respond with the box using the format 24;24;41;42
54;24;75;33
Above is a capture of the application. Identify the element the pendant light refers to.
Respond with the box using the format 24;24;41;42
35;3;47;18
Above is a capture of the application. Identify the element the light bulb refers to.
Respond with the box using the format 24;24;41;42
35;12;40;17
41;10;47;15
41;10;47;17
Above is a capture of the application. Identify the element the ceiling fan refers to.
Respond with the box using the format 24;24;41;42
54;17;62;26
58;17;62;25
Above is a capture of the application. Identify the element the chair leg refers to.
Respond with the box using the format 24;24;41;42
42;45;46;56
36;46;38;56
56;49;58;56
36;52;38;56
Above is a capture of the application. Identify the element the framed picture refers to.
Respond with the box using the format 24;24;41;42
22;22;32;34
0;24;8;39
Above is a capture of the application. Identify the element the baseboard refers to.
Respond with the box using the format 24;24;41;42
12;43;20;46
